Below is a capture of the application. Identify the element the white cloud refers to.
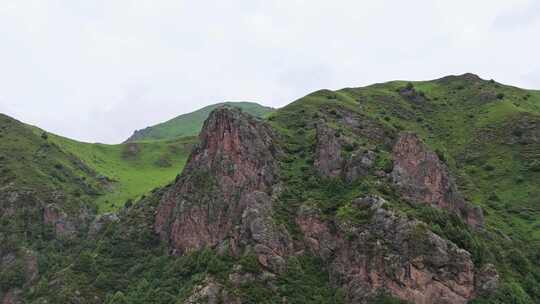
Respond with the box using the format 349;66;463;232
0;0;539;143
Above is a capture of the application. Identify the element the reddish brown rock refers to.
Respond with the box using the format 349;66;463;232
314;124;343;178
43;203;76;237
155;108;288;265
392;133;483;228
297;196;479;304
314;123;375;181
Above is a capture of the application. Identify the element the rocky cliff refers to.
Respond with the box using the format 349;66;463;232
153;108;497;303
297;196;482;304
155;108;291;272
392;133;484;228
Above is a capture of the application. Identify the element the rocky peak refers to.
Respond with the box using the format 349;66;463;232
154;107;288;262
392;132;484;227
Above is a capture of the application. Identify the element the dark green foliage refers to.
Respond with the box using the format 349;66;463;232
0;261;25;291
239;254;262;274
410;206;491;265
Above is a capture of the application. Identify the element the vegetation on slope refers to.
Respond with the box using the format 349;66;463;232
268;73;540;303
0;114;101;213
125;102;275;143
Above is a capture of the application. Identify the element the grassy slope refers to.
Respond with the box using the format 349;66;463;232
0;114;103;213
125;102;274;142
45;134;194;212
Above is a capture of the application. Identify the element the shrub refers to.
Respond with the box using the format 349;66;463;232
496;93;505;100
239;254;262;274
483;164;495;171
529;160;540;172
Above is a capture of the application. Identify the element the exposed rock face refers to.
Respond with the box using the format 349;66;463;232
398;85;428;103
314;123;375;182
314;124;343;178
184;277;240;304
155;108;289;269
392;133;484;228
43;203;77;237
297;196;479;304
89;212;120;236
475;264;499;296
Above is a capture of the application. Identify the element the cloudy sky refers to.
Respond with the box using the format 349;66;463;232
1;0;539;143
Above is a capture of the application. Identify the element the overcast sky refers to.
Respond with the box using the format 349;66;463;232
1;0;539;143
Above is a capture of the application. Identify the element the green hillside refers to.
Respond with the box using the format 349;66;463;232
267;73;540;302
0;114;102;213
125;102;274;142
270;73;540;241
12;123;194;213
44;134;195;213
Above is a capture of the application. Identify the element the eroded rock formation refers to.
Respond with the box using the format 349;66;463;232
297;196;478;304
392;132;484;228
155;108;290;272
154;110;496;303
314;123;375;182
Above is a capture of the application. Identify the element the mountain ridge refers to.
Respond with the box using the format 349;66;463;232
124;101;275;143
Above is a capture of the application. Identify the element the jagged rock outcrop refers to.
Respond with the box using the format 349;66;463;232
297;196;480;304
155;108;290;271
392;133;484;228
314;123;375;182
398;84;428;103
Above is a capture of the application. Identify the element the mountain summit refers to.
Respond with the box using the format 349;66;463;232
124;102;274;142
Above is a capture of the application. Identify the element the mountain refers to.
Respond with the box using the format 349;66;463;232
1;74;539;304
124;101;275;142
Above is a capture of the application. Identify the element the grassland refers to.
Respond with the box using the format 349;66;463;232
44;134;195;212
